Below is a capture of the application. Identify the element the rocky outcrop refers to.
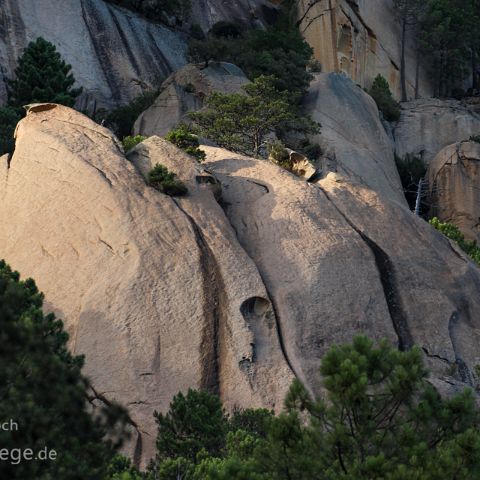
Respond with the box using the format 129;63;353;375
134;62;248;137
0;0;187;110
394;99;480;165
205;145;480;394
428;141;480;243
0;105;292;467
297;0;433;100
304;73;406;205
2;105;480;468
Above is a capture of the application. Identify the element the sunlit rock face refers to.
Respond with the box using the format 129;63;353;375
297;0;433;100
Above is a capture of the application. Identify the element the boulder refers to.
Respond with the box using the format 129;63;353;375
428;141;480;243
304;73;406;205
394;99;480;165
0;105;291;467
133;62;249;137
297;0;433;100
205;145;480;395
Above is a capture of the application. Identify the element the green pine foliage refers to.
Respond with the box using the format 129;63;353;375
0;106;21;156
368;75;401;122
0;260;128;479
122;135;147;152
429;217;480;265
165;124;206;162
395;153;427;210
146;337;480;479
148;164;188;196
187;14;313;99
8;37;82;109
189;76;320;157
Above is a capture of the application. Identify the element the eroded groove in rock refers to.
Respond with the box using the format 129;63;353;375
173;200;224;395
317;185;413;350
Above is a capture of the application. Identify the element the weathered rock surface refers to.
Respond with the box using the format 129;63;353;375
304;73;406;205
205;145;480;394
134;62;248;137
0;0;187;110
394;99;480;165
428;141;480;243
0;105;292;467
297;0;433;100
3;105;480;469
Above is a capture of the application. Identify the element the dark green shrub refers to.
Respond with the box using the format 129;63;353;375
0;106;21;155
189;23;205;40
148;164;188;196
122;135;146;152
267;140;292;170
469;135;480;143
166;124;206;162
430;217;480;265
107;90;157;139
368;74;401;122
209;21;244;39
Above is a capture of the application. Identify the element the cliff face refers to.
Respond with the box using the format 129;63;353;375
0;0;187;111
297;0;433;99
2;105;480;467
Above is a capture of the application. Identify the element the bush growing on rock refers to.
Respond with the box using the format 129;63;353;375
368;74;401;122
470;134;480;143
189;76;319;158
148;164;188;196
429;217;480;265
166;124;206;162
122;135;147;152
267;140;293;170
395;153;427;210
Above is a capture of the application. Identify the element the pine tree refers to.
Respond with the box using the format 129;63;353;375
0;260;127;479
8;37;82;109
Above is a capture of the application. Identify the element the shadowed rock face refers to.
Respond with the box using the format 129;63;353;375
394;99;480;165
134;62;249;137
304;73;406;205
2;105;480;467
428;141;480;243
0;0;187;110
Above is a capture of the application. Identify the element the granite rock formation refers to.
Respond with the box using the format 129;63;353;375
296;0;433;99
394;99;480;165
134;62;248;137
428;141;480;243
304;72;406;205
2;105;480;468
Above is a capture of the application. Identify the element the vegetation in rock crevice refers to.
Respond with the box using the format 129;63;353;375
148;164;188;196
395;153;427;211
166;124;206;162
429;217;480;265
122;135;147;152
369;75;401;122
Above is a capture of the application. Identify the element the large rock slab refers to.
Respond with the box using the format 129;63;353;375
205;145;480;395
134;62;249;137
0;105;291;467
0;0;187;110
297;0;433;99
428;141;480;243
304;73;406;205
394;99;480;165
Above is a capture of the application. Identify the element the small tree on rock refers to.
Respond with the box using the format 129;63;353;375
369;75;401;122
190;75;319;157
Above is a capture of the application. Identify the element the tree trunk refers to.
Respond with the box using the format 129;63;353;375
415;47;420;99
